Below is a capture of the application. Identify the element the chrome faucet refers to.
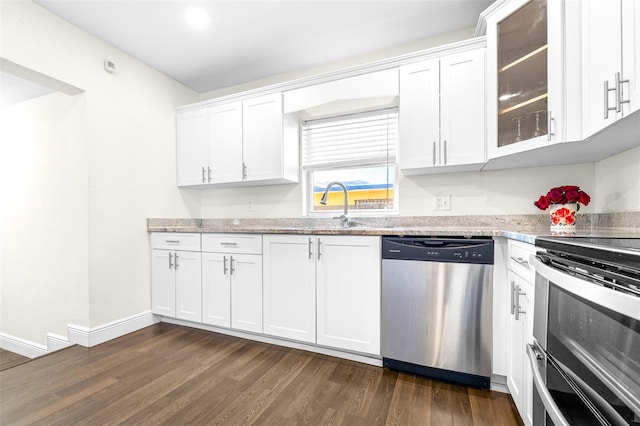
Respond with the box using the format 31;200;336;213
319;181;350;228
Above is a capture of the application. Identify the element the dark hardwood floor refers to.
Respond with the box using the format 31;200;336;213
0;323;522;425
0;349;30;372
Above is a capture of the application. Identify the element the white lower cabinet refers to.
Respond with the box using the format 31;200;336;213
201;234;263;333
262;234;381;355
152;232;381;358
506;240;536;426
151;233;202;322
316;235;381;355
262;235;317;343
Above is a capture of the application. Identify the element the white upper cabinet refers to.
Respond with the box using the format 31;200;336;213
176;108;207;186
485;0;581;161
176;93;298;188
440;49;486;167
582;0;640;138
208;101;243;184
283;69;399;114
398;59;440;169
399;47;486;174
243;93;294;183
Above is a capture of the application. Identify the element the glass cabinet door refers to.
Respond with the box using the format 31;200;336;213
496;0;548;147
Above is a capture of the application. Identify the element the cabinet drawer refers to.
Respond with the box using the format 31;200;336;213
151;233;201;251
202;233;262;254
508;240;536;283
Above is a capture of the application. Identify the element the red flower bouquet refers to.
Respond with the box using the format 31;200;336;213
535;185;590;230
534;185;591;211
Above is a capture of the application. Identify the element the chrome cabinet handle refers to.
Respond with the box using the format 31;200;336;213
604;80;617;119
547;110;555;141
230;256;235;275
202;166;206;183
174;253;179;269
616;72;630;112
220;242;237;246
432;141;436;166
165;240;180;244
443;140;447;165
510;256;529;266
223;255;228;275
317;238;322;260
242;163;247;181
169;252;173;269
510;281;515;315
527;345;570;426
207;166;212;182
514;284;526;321
308;237;313;259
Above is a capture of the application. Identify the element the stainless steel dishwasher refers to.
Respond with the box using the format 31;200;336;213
381;237;494;389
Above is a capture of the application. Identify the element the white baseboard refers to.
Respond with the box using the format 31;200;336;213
1;311;158;358
68;311;158;347
490;374;509;393
0;332;48;359
47;332;73;352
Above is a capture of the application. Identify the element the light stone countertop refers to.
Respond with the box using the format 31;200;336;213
147;213;640;245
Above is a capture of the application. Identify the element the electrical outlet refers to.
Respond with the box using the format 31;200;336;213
434;195;451;211
247;200;253;211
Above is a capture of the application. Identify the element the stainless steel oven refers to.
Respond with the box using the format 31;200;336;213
531;237;640;426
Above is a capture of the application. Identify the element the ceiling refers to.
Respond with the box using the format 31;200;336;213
34;0;494;94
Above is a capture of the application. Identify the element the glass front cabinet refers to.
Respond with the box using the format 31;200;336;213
485;0;581;159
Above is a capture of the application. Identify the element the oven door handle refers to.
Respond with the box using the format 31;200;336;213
531;255;640;321
527;344;570;426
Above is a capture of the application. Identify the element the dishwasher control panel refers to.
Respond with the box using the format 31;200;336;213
382;237;494;264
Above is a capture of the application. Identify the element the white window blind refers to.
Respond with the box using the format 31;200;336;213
302;108;397;170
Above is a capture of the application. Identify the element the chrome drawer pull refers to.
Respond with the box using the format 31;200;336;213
220;242;238;246
510;256;529;266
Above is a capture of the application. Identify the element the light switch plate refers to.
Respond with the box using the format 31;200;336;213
434;195;451;211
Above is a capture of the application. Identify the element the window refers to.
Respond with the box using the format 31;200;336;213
302;108;397;214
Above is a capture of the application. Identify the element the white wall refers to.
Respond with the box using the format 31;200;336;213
0;92;90;344
398;163;597;216
200;146;640;219
200;162;599;218
594;145;640;212
1;0;199;345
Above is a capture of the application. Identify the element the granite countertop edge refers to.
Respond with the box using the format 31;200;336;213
147;215;640;245
147;227;639;246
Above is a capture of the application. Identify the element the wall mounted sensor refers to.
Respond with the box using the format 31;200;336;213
104;60;115;74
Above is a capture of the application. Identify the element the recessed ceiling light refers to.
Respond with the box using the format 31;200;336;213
185;7;208;30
